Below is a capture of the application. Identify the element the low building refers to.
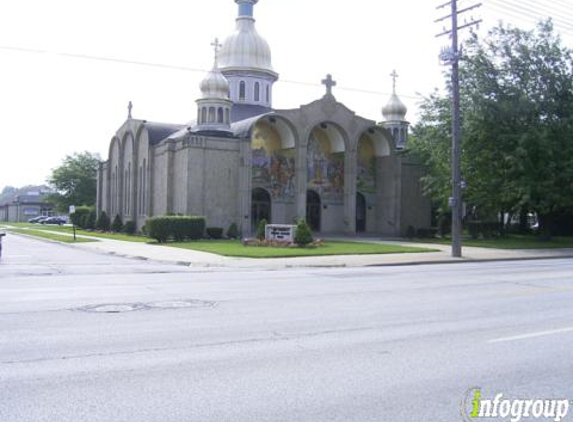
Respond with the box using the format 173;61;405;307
0;189;55;223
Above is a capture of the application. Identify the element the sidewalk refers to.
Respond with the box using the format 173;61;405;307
73;235;573;269
5;227;573;269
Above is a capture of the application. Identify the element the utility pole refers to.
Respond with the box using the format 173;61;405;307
436;0;481;258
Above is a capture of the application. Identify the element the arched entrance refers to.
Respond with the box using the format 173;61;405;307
306;190;321;231
251;188;271;229
356;192;366;232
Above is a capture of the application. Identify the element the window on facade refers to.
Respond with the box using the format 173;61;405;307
201;107;207;124
217;107;224;123
239;81;246;101
254;82;260;102
208;107;216;123
266;85;270;103
225;108;230;124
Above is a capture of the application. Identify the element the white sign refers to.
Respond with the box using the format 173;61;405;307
69;205;76;214
265;224;296;243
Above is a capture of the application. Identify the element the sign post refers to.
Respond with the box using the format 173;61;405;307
69;205;76;242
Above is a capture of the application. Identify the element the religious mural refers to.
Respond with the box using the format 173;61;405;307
307;131;344;204
357;136;377;194
251;122;296;202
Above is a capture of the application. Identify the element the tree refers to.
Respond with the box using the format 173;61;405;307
294;219;313;246
112;214;123;233
96;211;111;231
48;152;100;212
410;20;573;235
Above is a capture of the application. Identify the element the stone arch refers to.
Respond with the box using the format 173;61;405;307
358;126;393;158
250;115;298;203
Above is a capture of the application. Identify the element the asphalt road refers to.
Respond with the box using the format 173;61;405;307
1;234;573;421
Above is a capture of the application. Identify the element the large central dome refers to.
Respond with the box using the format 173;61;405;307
218;0;277;77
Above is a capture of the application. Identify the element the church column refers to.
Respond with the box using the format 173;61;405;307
166;142;175;215
130;149;138;223
237;138;252;235
96;162;103;216
117;150;124;219
344;149;358;235
147;150;155;218
295;137;308;222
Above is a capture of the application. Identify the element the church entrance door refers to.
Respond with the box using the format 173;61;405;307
251;188;271;230
356;192;366;232
306;190;321;232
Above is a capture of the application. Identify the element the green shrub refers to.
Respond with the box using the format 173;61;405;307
227;223;239;239
294;219;313;246
112;214;123;233
80;213;89;230
406;225;416;239
70;206;93;228
256;219;268;240
123;220;136;235
85;210;96;230
468;220;501;239
146;216;206;243
206;227;224;239
96;211;111;231
147;217;171;243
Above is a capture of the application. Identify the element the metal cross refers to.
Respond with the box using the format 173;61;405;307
211;38;223;62
390;70;399;93
128;101;133;119
322;74;337;96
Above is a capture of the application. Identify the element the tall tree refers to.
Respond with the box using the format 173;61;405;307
410;20;573;234
48;152;101;211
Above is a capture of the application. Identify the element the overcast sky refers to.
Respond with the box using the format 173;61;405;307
0;0;571;188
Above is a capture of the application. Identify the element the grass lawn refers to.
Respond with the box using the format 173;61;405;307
1;223;149;243
8;228;98;243
412;234;573;249
166;239;438;258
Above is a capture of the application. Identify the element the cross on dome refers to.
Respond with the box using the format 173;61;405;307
127;101;133;119
390;70;399;94
322;74;337;96
211;38;223;64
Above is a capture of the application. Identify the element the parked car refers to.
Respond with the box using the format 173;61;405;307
28;216;46;223
42;216;66;225
0;232;5;258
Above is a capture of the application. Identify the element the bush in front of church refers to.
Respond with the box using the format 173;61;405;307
70;206;92;228
294;219;313;247
146;216;206;243
112;214;123;233
256;219;268;240
227;223;239;239
96;211;111;231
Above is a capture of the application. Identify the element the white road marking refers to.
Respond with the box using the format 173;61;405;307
489;326;573;343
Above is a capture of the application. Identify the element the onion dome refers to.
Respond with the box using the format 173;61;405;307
382;93;408;121
200;64;230;100
218;0;277;78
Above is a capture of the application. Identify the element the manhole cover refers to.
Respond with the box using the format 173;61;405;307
79;303;145;313
75;299;216;313
147;300;216;309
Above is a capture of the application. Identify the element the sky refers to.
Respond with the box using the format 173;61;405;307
0;0;571;188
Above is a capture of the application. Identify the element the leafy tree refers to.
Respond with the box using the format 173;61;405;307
410;20;573;235
47;152;100;212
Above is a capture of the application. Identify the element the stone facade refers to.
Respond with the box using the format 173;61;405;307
97;94;431;236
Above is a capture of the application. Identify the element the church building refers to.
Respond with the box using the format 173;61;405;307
96;0;431;236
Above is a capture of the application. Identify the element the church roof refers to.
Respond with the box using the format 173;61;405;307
145;122;186;145
230;112;272;138
231;104;272;122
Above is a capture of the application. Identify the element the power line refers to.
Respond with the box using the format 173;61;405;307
489;0;573;29
515;0;573;20
487;0;573;35
0;44;422;101
486;2;573;37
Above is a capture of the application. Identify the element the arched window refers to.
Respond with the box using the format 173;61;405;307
254;82;260;102
217;107;224;123
393;128;399;140
208;107;216;123
201;107;207;124
266;85;270;103
239;81;246;101
225;108;230;124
